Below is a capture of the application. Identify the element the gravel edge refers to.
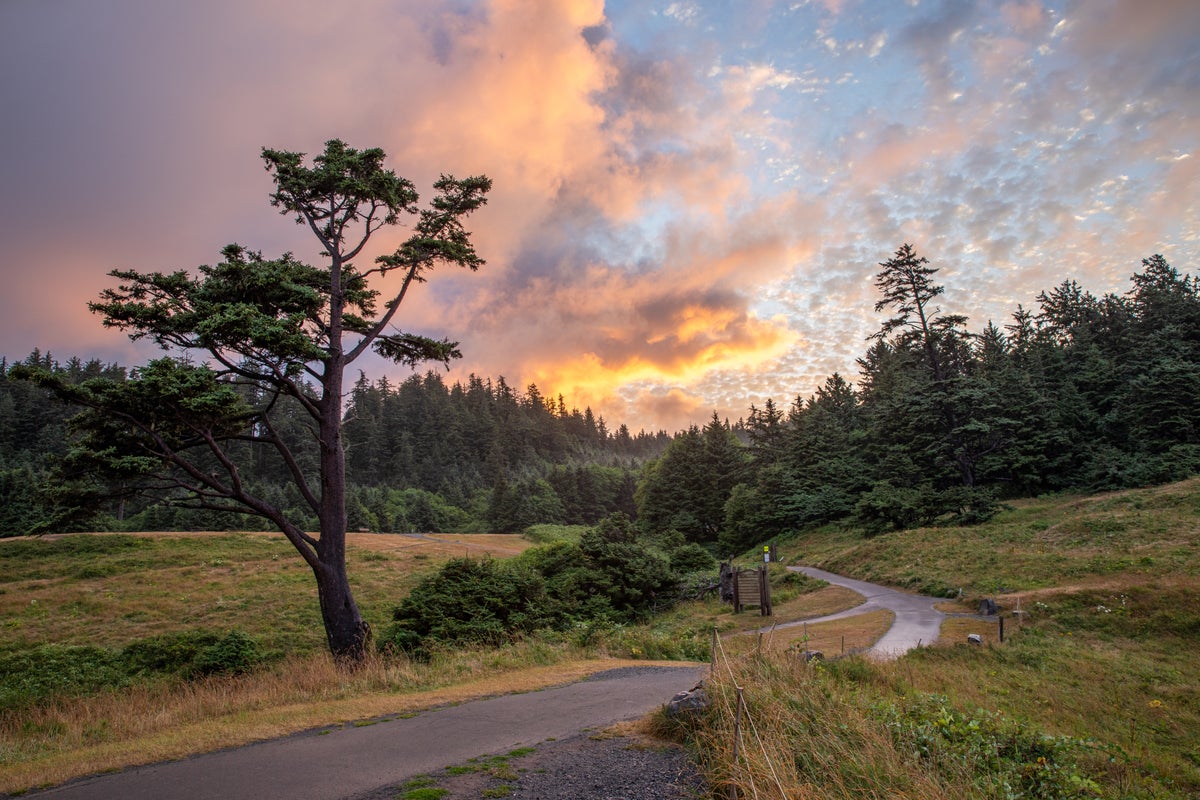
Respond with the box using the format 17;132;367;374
353;730;709;800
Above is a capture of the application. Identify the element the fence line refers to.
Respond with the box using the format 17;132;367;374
712;630;789;799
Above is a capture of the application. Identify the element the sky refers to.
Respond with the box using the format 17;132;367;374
1;0;1197;433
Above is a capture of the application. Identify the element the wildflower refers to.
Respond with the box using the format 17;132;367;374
1149;699;1164;709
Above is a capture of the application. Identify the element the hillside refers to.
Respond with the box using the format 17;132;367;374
685;478;1200;799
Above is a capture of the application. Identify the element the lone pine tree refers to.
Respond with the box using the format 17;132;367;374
16;140;490;661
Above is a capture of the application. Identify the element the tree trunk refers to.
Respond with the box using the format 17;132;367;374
314;287;370;661
314;557;371;661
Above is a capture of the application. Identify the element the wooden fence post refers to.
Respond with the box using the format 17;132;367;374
732;568;742;614
758;565;773;616
710;626;717;676
730;686;745;800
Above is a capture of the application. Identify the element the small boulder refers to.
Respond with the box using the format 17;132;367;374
979;598;998;616
665;683;709;717
967;633;983;645
799;650;824;663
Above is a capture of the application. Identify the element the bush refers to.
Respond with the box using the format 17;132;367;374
121;630;224;675
191;631;262;676
382;557;554;656
385;513;687;655
0;645;129;710
670;542;718;574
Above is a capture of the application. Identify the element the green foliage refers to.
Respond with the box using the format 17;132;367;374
576;514;676;616
875;693;1103;798
190;630;262;676
670;542;718;574
636;416;749;545
120;630;227;675
855;481;1001;532
384;513;684;655
0;645;129;711
0;627;265;711
522;524;586;545
768;566;826;603
381;557;553;655
487;476;566;533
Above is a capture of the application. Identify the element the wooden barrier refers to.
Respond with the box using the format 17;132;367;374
731;565;772;616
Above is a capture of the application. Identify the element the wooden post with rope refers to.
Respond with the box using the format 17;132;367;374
730;686;745;800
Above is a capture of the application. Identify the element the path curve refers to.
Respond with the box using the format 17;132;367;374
779;566;947;658
21;665;706;800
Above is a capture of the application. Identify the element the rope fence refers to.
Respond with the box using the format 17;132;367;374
711;628;790;800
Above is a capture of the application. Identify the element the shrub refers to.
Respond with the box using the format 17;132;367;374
384;513;687;655
121;630;224;675
670;542;718;574
191;631;262;676
0;645;128;710
381;557;554;656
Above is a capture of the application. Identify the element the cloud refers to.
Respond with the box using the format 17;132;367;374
0;0;1196;435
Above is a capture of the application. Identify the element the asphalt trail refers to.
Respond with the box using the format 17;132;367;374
779;565;947;657
21;665;707;800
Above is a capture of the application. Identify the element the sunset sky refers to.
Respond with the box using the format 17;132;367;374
1;0;1197;432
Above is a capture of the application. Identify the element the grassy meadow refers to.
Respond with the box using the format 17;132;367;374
2;478;1199;797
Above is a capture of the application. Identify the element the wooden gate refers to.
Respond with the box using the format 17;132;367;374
731;565;772;616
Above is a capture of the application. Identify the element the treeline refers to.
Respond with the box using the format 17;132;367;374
4;250;1197;548
0;355;667;535
637;250;1200;554
0;354;128;536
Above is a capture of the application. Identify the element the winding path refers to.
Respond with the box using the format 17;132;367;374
779;566;947;658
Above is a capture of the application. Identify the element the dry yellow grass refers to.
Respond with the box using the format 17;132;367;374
0;532;531;652
938;615;1004;647
771;584;866;622
721;609;895;659
344;531;532;557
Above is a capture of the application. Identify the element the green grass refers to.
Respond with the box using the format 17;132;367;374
521;524;587;545
781;478;1200;600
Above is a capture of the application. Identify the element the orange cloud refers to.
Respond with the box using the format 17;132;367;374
628;387;707;432
380;0;617;261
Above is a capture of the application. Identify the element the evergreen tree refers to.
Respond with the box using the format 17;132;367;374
13;141;491;661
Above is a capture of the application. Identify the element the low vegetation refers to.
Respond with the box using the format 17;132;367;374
2;479;1199;798
382;513;715;657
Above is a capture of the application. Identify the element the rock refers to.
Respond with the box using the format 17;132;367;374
665;683;709;717
800;650;824;663
978;598;998;615
967;633;983;645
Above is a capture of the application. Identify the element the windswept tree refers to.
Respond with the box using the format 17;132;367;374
15;141;491;661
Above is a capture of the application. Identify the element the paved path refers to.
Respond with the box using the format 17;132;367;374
778;566;947;658
22;666;707;800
